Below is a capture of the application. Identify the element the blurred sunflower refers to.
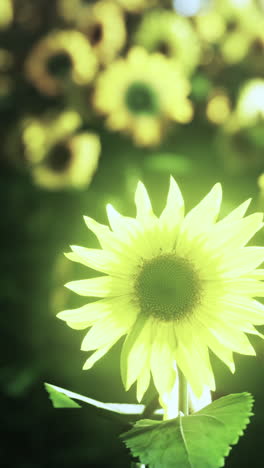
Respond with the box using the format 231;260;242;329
116;0;157;13
216;78;264;174
58;178;264;405
93;47;193;146
0;0;13;30
235;78;264;126
58;0;126;65
10;110;101;190
134;9;200;75
57;0;89;22
216;124;263;176
24;30;98;96
32;132;101;190
206;89;232;125
195;0;264;65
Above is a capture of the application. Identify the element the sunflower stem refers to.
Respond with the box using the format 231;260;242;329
178;368;188;416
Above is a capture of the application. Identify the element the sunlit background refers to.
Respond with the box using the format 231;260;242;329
1;0;264;466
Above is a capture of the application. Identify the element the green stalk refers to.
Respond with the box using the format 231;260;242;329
178;368;188;416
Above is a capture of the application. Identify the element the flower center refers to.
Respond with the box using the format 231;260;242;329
46;142;72;172
135;255;201;321
47;52;72;78
90;23;103;46
125;81;159;115
155;40;171;56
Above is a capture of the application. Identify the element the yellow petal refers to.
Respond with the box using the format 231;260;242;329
175;322;215;396
83;341;119;370
70;245;120;274
206;213;263;251
57;300;111;324
150;322;177;403
209;323;256;356
135;181;155;221
136;367;151;402
120;315;151;391
219;296;264;325
81;316;126;351
216;198;251;226
160;176;184;223
83;216;112;248
65;276;132;297
220;247;264;277
222;280;264;298
177;183;222;250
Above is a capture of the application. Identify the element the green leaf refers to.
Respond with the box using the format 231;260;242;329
45;383;81;408
121;392;254;468
44;382;144;414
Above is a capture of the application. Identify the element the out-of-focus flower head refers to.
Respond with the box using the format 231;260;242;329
195;0;264;65
32;131;101;190
93;47;193;147
57;0;90;22
134;9;201;76
0;0;13;30
116;0;157;13
0;49;14;109
24;30;98;96
235;78;264;127
216;78;264;174
9;110;101;190
206;89;232;125
216;84;264;175
57;0;126;65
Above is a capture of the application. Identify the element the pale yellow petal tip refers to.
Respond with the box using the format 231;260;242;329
64;251;74;261
83;215;94;229
64;281;74;291
70;244;80;252
169;175;179;190
83;360;93;371
135;180;147;198
56;311;65;320
213;182;222;195
135;180;153;217
106;203;119;222
136;379;149;402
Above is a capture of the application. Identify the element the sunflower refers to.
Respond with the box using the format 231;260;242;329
235;78;264;127
58;178;264;406
57;0;90;22
9;110;101;190
58;0;126;65
32;131;101;190
216;120;264;175
215;79;264;173
116;0;157;13
134;9;200;75
206;90;232;125
195;0;264;65
0;0;13;30
93;47;193;146
24;30;98;96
